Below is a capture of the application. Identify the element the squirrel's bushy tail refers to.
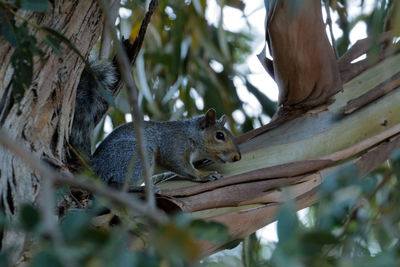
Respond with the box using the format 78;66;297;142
70;61;117;157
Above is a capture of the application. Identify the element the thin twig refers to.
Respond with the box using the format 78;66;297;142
97;0;159;210
99;0;120;60
128;0;160;65
109;0;160;97
0;128;167;224
328;170;393;250
324;0;339;58
321;170;393;258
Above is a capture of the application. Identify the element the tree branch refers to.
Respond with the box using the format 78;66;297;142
324;0;338;58
128;0;160;65
99;0;120;60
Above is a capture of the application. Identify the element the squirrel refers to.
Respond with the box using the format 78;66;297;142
91;108;241;188
70;62;241;188
70;61;118;157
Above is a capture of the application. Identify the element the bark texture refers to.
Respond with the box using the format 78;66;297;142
0;1;102;261
265;0;342;110
153;34;400;257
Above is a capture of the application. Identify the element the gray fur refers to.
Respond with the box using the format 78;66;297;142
91;117;207;187
70;61;241;188
70;62;117;156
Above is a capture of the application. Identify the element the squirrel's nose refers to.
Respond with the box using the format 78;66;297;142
232;152;241;162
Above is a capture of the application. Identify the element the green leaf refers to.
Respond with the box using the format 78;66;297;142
190;219;230;243
321;164;359;195
11;46;34;101
154;223;200;264
353;252;396;267
60;210;92;243
172;212;191;227
391;149;400;177
44;36;62;55
300;231;338;256
30;251;63;267
19;203;40;231
2;20;38;102
243;233;264;267
360;175;377;195
0;248;11;267
276;201;298;243
21;0;50;11
2;15;17;47
42;27;86;62
135;253;159;267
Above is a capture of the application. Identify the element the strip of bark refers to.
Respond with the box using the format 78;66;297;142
160;159;333;197
343;72;400;114
159;126;400;213
163;175;312;212
339;35;400;84
196;133;400;257
338;32;393;69
198;186;320;258
236;113;299;144
356;133;400;176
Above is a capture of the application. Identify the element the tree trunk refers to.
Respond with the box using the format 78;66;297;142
0;1;102;262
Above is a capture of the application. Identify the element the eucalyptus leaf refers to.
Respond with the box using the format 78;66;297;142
44;36;62;55
21;0;50;11
2;15;17;47
276;201;298;244
19;203;40;232
30;251;63;267
190;219;229;243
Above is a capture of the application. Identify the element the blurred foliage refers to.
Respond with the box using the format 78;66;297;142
2;0;400;266
99;0;275;139
0;198;231;266
211;150;400;267
330;0;399;56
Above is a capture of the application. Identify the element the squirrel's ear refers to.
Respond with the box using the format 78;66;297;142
218;115;227;126
200;108;217;129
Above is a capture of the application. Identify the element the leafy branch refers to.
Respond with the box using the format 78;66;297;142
0;128;168;224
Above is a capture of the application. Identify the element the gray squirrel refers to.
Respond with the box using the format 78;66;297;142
70;62;241;188
70;61;118;157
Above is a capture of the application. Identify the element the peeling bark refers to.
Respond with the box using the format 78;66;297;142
265;0;342;110
154;48;400;257
0;1;102;261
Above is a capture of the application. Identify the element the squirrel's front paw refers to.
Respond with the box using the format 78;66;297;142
190;170;222;182
204;171;223;181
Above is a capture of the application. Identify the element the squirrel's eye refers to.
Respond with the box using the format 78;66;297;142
216;131;225;141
